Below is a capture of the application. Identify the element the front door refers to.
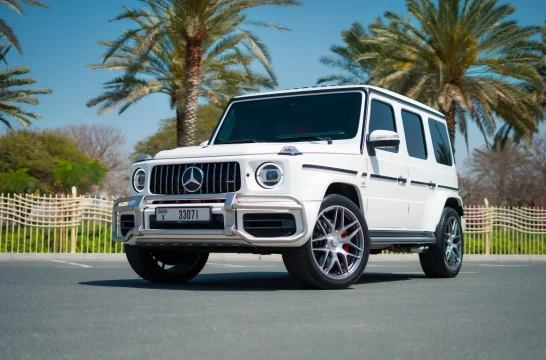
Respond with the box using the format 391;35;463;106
364;96;409;230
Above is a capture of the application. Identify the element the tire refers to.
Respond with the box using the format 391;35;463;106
282;194;371;289
125;245;209;284
419;207;464;278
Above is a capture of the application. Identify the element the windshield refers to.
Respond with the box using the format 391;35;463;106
213;92;363;144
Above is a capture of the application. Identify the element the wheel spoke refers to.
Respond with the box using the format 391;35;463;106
332;207;339;231
325;254;337;274
339;208;345;230
313;247;329;252
451;219;457;234
320;251;330;268
445;248;451;261
321;214;334;233
312;235;327;243
342;220;358;232
317;219;329;236
338;251;348;272
346;253;362;259
345;226;362;242
345;241;363;252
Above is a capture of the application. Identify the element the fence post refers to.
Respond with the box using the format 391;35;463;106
70;186;77;254
484;198;490;255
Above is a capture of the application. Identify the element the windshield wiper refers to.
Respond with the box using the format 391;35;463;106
216;138;263;144
277;134;333;145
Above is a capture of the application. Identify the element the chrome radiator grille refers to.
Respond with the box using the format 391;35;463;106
149;162;242;195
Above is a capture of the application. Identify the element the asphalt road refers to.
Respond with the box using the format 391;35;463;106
0;258;545;360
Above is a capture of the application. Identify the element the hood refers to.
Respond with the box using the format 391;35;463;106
154;142;360;160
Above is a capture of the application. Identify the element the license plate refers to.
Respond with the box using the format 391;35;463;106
155;207;211;222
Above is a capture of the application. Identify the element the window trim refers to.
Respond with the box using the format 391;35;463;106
400;108;428;160
427;117;453;167
368;98;399;154
210;90;366;145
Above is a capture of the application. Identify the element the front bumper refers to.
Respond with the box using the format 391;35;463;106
112;193;311;247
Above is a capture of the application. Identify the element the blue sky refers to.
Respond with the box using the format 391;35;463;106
3;0;545;166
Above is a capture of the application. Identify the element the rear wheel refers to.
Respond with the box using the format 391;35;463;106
125;245;208;284
283;194;371;289
419;207;463;278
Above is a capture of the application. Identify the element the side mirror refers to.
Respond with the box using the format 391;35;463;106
367;130;400;156
199;141;209;147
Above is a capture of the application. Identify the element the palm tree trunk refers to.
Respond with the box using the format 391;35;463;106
446;101;456;153
178;39;202;147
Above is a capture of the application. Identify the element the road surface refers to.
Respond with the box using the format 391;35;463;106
1;258;545;360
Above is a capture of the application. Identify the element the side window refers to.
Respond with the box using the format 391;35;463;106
369;100;397;153
401;110;427;159
428;118;453;166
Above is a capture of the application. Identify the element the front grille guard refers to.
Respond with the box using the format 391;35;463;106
112;193;308;244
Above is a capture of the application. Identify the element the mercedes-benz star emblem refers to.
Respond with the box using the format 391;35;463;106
181;166;204;193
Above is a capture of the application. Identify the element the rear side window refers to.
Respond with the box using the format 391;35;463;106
369;100;397;153
428;118;453;166
401;110;427;159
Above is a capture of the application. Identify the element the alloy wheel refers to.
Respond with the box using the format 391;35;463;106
311;205;365;280
444;216;462;271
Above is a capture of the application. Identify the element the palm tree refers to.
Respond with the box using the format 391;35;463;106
0;0;47;54
317;22;375;85
87;17;275;119
0;65;52;128
319;0;545;150
89;0;299;147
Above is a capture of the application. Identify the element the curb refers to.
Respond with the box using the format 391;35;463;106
0;253;545;262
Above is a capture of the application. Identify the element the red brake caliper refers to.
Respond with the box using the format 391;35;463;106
341;230;349;252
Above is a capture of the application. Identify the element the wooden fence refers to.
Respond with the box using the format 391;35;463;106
1;192;545;254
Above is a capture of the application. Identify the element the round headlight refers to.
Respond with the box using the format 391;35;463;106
256;163;283;189
132;168;146;193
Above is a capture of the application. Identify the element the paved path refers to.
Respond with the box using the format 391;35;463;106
1;259;545;360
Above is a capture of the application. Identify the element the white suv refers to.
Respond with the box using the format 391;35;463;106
113;85;464;289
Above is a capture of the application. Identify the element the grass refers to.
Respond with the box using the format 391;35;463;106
1;225;545;255
0;223;124;253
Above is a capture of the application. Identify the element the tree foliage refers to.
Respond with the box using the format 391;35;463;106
89;0;298;147
319;0;545;151
133;104;222;158
459;134;546;206
0;168;44;194
0;130;106;194
52;160;107;194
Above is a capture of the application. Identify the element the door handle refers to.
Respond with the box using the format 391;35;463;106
428;182;436;189
397;176;407;184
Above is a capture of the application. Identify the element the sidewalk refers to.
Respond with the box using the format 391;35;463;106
0;253;545;262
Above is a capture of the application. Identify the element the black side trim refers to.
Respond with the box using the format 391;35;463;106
438;185;459;191
370;230;434;238
411;180;436;187
370;174;398;182
302;164;358;175
369;230;436;245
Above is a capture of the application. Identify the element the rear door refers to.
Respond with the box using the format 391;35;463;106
399;108;435;229
364;95;409;229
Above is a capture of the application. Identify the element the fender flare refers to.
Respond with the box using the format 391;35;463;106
423;191;464;231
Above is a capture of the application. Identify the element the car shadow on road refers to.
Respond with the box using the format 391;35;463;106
79;271;425;291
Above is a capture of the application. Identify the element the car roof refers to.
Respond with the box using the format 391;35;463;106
233;85;445;119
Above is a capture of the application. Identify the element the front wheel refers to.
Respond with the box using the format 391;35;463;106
283;194;371;289
125;245;208;284
419;207;464;278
